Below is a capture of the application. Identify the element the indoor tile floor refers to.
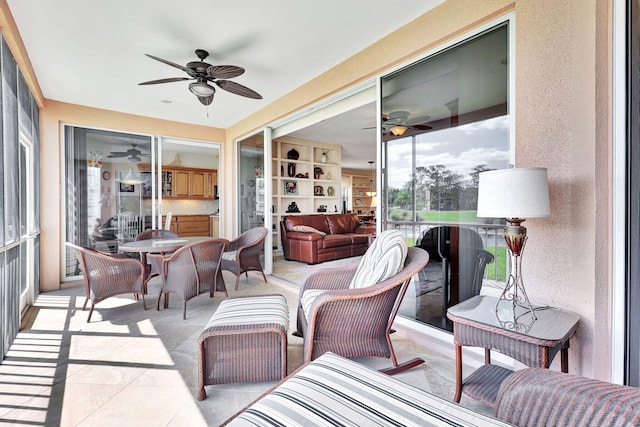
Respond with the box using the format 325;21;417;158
0;270;493;426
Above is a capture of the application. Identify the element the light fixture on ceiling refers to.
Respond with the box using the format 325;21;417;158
118;168;143;185
188;80;216;97
390;125;408;136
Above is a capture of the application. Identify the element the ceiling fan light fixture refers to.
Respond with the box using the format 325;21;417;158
390;125;408;136
119;168;142;185
189;81;216;97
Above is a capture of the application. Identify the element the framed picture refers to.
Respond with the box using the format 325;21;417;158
119;182;135;193
284;180;297;195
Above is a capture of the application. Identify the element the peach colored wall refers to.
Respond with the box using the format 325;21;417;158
224;0;611;379
40;100;225;292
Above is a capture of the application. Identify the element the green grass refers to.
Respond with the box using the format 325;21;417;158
389;209;484;223
484;245;507;282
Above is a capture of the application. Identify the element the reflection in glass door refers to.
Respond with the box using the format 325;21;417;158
237;131;273;274
63;126;154;278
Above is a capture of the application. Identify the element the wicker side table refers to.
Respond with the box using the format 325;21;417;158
196;294;289;400
446;295;580;408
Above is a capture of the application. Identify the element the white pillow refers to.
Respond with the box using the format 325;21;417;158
348;230;408;289
292;225;326;236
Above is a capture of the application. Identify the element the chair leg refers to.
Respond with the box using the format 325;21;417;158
83;296;89;311
234;275;240;291
87;303;96;323
260;270;267;283
140;293;147;310
183;301;187;320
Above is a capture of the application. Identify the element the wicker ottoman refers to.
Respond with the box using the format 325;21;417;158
196;294;289;400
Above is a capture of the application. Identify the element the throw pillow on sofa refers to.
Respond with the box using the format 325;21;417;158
291;225;326;236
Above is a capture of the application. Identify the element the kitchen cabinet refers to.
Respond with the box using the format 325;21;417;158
190;171;206;198
174;170;190;197
138;164;218;200
205;171;217;199
175;215;210;237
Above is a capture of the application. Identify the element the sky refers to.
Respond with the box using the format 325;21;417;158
385;115;511;190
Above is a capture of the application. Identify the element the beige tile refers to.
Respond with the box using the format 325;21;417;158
0;260;495;424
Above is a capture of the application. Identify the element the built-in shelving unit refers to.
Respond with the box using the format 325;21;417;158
271;138;342;251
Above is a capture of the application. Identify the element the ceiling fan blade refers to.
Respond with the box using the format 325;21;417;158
138;77;190;85
206;65;245;79
197;94;215;106
145;54;196;77
214;80;262;99
107;153;129;158
410;124;433;130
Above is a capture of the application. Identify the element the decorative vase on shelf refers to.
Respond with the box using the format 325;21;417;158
287;148;299;160
320;151;327;163
287;162;296;177
326;172;331;180
327;186;335;197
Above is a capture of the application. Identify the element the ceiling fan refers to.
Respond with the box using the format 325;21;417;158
363;111;432;136
107;144;149;163
138;49;262;106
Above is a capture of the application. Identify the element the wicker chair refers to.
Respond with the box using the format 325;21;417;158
156;238;228;319
66;242;147;322
135;229;179;284
220;227;268;290
295;245;429;373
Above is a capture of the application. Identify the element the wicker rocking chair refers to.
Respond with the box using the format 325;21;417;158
295;231;429;374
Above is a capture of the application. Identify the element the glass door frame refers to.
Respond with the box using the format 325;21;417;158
235;129;273;274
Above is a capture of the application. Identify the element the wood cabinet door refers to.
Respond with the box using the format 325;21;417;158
174;170;190;197
204;172;214;199
191;171;205;198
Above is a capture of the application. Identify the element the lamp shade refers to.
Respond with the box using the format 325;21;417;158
476;167;550;219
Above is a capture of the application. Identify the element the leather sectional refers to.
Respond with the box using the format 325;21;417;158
280;213;373;264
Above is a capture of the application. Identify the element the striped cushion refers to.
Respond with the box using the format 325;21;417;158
349;229;407;289
226;352;509;426
205;295;289;329
300;289;327;318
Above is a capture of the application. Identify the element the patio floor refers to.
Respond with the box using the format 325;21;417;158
0;267;492;426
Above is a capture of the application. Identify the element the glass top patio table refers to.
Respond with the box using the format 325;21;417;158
447;295;580;342
118;236;213;254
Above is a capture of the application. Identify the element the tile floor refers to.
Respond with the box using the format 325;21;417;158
0;268;493;426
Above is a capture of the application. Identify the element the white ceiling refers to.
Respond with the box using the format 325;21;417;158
7;1;443;169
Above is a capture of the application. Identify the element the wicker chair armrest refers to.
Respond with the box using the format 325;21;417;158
298;264;358;298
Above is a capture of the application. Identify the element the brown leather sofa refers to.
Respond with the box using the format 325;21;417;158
280;213;373;264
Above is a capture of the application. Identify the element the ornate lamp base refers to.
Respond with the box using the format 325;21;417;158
495;220;537;320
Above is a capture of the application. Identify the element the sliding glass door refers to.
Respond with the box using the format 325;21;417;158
63;127;154;278
384;20;513;331
62;128;222;280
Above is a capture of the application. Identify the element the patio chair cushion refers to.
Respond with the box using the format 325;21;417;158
349;229;407;289
300;289;327;317
221;250;237;262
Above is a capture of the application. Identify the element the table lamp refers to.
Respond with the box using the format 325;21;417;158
476;167;550;318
